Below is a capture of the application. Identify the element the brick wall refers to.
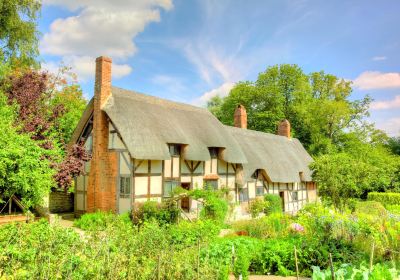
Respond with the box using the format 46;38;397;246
49;191;74;213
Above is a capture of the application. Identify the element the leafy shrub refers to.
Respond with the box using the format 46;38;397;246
354;201;387;217
312;263;400;280
131;200;180;225
190;189;228;223
248;199;268;218
231;213;293;239
386;204;400;215
264;194;282;214
368;192;400;206
169;220;221;247
74;211;131;230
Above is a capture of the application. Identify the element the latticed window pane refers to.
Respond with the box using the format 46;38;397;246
163;181;179;197
256;186;264;196
119;176;131;198
291;191;298;201
169;144;180;156
204;180;218;190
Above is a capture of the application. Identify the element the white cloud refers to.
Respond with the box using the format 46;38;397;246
42;56;132;82
375;117;400;136
370;95;400;110
372;56;387;61
193;82;235;106
41;0;172;81
353;71;400;90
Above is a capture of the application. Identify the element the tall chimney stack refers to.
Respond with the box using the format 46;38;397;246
234;104;247;129
87;56;117;212
277;119;291;138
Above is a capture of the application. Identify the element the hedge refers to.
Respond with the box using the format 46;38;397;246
367;192;400;206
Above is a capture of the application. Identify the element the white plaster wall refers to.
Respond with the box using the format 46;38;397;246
248;181;256;199
151;160;162;173
164;159;171;178
150;176;162;195
136;160;148;173
135;177;148;196
172;157;180;177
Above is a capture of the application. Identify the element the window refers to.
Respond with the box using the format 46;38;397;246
291;191;298;201
119;176;131;198
169;144;181;157
204;180;218;190
208;147;218;158
256;185;264;196
164;181;180;197
239;188;249;202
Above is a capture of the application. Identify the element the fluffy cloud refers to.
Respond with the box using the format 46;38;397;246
353;71;400;90
41;0;172;81
370;95;400;110
193;82;235;106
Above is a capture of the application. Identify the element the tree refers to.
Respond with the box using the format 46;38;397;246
388;137;400;156
1;67;89;191
0;90;54;207
0;0;41;67
208;65;371;155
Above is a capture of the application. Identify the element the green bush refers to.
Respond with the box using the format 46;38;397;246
386;204;400;215
131;200;180;225
169;220;221;247
368;192;400;206
73;211;131;230
190;189;228;223
231;213;293;239
354;201;387;217
248;199;268;218
312;263;400;280
264;194;282;214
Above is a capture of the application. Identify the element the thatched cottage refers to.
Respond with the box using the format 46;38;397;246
70;56;317;216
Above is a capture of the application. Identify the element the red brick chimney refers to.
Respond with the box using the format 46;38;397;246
87;56;118;212
277;119;291;138
234;104;247;129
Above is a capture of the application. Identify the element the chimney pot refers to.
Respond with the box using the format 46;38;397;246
234;104;247;129
278;119;291;138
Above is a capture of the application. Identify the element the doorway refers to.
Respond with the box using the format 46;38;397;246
279;191;285;212
181;183;191;211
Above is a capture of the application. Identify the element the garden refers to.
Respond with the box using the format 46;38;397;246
1;190;400;280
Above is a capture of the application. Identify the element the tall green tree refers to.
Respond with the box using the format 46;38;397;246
208;65;370;155
0;90;54;207
0;0;41;67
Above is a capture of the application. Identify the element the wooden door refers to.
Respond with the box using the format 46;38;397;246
181;183;191;211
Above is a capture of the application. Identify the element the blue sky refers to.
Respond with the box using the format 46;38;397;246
39;0;400;136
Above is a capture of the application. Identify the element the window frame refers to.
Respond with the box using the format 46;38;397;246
291;191;298;202
239;187;249;202
256;185;264;196
119;176;131;199
163;180;180;197
204;179;218;191
168;144;181;157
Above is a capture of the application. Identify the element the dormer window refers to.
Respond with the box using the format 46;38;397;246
251;169;261;179
209;147;218;158
169;144;181;157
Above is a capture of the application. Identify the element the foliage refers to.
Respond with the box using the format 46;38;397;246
0;0;41;67
387;136;400;156
231;213;293;239
0;219;220;279
386;204;400;215
130;200;180;226
73;211;131;231
190;189;229;223
248;198;268;218
312;263;400;280
368;192;400;206
207;65;370;155
264;194;283;214
169;220;221;246
354;201;387;217
0;67;89;192
311;143;400;210
0;90;54;207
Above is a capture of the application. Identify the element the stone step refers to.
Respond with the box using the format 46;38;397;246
58;212;75;220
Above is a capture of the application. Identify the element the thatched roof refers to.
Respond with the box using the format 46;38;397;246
71;86;314;183
226;126;313;183
103;87;247;163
